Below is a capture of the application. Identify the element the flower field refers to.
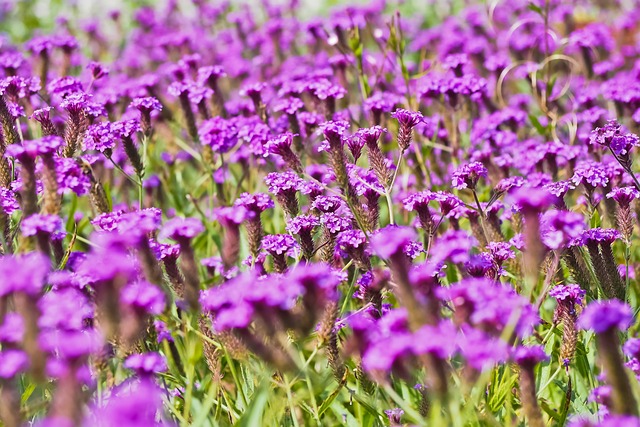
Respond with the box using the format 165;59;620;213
1;0;640;426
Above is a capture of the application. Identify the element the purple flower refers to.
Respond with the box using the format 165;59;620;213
38;329;104;361
159;217;205;241
607;187;640;206
390;109;423;128
404;241;425;259
31;106;54;123
384;408;404;425
265;132;295;156
354;126;387;146
154;320;173;343
117;208;163;237
21;213;63;236
572;161;610;189
370;225;417;259
0;350;29;379
402;191;435;212
214;206;254;226
571;228;621;247
486;242;516;264
590;120;639;156
0;252;50;296
510;186;554;213
494;176;525;194
438;278;539;336
578;300;634;333
624;338;640;359
0;188;20;214
124;352;168;376
262;234;298;256
465;253;494;277
457;326;509;371
312;195;344;213
413;321;458;358
60;92;91;114
549;284;586;306
234;192;274;213
83;122;120;153
513;346;549;371
391;109;423;150
335;229;367;253
0;313;24;344
451;162;488;190
131;97;163;113
38;288;93;331
121;281;166;315
264;171;305;194
321;212;353;234
540;210;585;250
86;378;171;426
429;230;477;265
87;61;109;80
287;215;319;234
198;117;238;153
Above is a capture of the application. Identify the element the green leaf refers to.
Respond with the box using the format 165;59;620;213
318;383;345;417
590;209;601;229
235;382;269;427
21;383;36;404
527;4;543;14
529;114;548;136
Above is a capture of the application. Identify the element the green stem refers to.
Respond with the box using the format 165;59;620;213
284;374;301;427
385;152;404;225
224;347;249;408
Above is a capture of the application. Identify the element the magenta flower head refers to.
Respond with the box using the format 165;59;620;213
509;186;554;214
312;195;344;213
131;96;162;137
0;188;19;215
549;284;586;306
87;61;109;80
572;228;621;247
124;352;168;377
0;349;29;379
430;230;478;265
86;378;171;427
234;192;274;214
159;217;205;241
0;252;50;296
370;225;417;259
346;134;365;162
214;205;255;227
578;300;633;333
391;109;423;151
21;213;63;237
540;210;585;250
131;96;162;113
265;171;304;217
121;280;166;316
287;215;319;234
321;120;349;150
607;187;640;207
264;132;303;173
262;234;298;257
513;345;549;367
335;229;370;269
590;120;639;157
355;126;387;148
451;161;488;190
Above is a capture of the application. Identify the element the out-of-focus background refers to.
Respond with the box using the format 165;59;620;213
0;0;464;41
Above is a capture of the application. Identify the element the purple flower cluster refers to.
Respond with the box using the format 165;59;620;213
0;0;639;425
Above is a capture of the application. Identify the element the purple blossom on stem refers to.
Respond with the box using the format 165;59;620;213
451;162;488;190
